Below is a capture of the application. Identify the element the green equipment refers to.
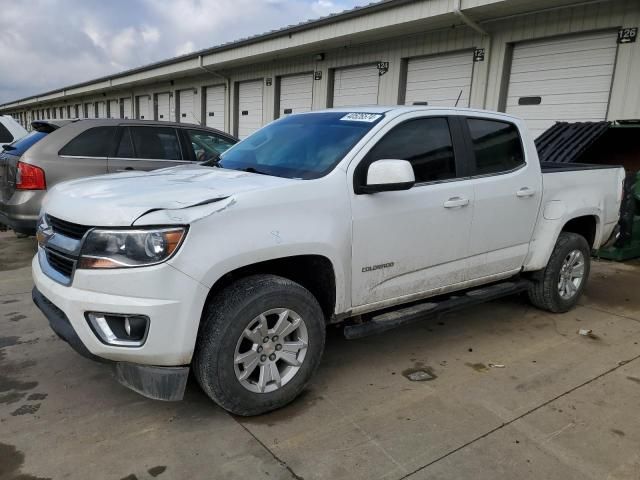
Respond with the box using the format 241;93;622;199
598;171;640;261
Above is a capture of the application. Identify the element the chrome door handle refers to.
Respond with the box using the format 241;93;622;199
516;187;535;198
443;197;470;208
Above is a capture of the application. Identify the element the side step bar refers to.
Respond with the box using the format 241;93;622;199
344;279;531;340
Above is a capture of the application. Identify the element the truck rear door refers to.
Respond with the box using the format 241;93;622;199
461;117;542;280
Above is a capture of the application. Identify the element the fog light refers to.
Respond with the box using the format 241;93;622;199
86;312;149;347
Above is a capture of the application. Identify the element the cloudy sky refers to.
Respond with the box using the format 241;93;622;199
0;0;364;104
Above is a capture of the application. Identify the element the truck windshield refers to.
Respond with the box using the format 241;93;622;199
218;112;383;179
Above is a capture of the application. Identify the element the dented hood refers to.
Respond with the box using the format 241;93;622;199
43;165;295;226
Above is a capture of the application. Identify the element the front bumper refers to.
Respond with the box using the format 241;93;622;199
32;255;210;400
32;286;190;401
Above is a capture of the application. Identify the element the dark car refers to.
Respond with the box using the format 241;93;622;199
0;119;238;234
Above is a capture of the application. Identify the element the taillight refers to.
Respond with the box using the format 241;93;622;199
16;162;46;190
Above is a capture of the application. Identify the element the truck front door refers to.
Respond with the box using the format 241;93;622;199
349;114;474;308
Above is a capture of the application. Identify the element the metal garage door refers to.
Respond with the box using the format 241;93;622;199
179;89;197;124
237;80;263;139
156;93;171;121
332;65;379;107
136;95;151;120
279;73;314;116
205;85;226;131
405;51;474;107
83;103;92;118
97;101;107;118
122;98;132;119
505;31;618;138
405;51;473;107
108;100;119;119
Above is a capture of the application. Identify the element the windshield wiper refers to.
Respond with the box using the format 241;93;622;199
200;153;221;168
242;167;270;176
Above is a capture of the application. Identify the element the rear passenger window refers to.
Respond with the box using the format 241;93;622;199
467;119;524;175
114;128;134;158
0;123;12;143
59;127;116;157
365;117;456;183
129;126;182;160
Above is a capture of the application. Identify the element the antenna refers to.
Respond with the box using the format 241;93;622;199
454;90;463;107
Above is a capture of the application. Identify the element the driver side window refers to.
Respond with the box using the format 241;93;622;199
364;117;457;184
186;130;235;162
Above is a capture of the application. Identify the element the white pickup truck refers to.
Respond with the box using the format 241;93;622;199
32;107;624;415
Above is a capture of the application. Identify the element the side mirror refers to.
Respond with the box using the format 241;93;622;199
361;159;415;194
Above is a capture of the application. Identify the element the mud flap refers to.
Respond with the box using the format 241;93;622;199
115;363;189;402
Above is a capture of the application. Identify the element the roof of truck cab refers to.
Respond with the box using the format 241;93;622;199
302;106;522;120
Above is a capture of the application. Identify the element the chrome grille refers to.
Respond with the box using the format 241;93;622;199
39;215;92;284
45;249;75;277
47;215;91;240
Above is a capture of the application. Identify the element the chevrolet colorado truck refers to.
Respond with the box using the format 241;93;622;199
31;107;625;415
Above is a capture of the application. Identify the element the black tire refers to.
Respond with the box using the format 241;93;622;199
528;232;591;313
193;274;326;416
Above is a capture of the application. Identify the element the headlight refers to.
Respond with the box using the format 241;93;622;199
78;227;187;269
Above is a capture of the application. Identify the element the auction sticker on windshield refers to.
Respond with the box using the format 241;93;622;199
340;113;383;122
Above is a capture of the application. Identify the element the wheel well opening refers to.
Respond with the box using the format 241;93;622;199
562;216;597;249
206;255;337;322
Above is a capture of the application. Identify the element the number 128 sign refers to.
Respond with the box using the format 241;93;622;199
618;28;637;44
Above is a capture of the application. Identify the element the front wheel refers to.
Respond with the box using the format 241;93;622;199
193;274;326;416
528;232;591;313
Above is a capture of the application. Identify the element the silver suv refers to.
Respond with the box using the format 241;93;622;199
0;119;237;234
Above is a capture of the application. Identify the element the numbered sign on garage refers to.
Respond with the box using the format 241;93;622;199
279;73;314;116
108;100;119;119
122;98;132;119
404;51;474;107
237;80;264;139
505;31;618;138
136;95;150;120
332;64;380;107
156;92;171;121
178;89;197;124
205;85;226;131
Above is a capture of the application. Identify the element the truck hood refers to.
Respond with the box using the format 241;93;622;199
43;165;296;226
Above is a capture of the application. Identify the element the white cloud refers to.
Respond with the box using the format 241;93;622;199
0;0;365;104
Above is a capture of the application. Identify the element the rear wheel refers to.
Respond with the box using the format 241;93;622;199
193;274;325;416
528;232;591;313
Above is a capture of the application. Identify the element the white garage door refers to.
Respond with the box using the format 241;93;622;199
505;31;618;138
205;85;226;131
84;103;94;119
136;96;150;120
122;98;132;119
279;73;314;116
179;89;197;124
237;80;263;139
332;65;379;107
156;93;171;121
405;51;474;107
108;100;120;119
97;101;107;118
